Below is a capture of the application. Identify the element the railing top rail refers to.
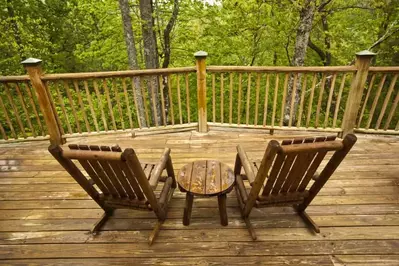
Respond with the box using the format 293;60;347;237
0;75;30;83
40;66;196;81
207;65;357;73
369;66;399;73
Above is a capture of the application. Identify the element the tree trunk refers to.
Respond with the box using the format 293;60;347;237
140;0;162;126
283;0;316;125
6;0;24;60
118;0;147;127
161;0;179;124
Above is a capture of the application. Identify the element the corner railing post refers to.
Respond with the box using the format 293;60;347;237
341;50;375;137
194;51;208;133
22;58;65;145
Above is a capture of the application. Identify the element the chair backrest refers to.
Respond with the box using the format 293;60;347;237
249;134;357;207
48;144;159;212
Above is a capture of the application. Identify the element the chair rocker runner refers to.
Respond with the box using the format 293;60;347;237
234;134;357;240
49;144;176;245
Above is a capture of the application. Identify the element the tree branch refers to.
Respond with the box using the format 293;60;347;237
308;38;326;62
161;0;179;69
368;22;399;51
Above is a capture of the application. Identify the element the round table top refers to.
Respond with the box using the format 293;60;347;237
177;160;235;196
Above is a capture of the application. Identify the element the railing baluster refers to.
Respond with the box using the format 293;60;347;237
130;78;142;129
280;73;288;126
297;74;307;127
93;80;108;131
45;82;65;136
74;80;91;133
254;73;260;125
149;77;158;127
366;74;386;129
64;80;82;133
0;122;7;140
306;74;317;127
159;76;166;126
112;79;124;129
15;83;35;136
24;82;45;136
56;81;72;134
288;73;298;127
229;73;233;124
4;83;26;138
237;73;242;125
185;73;191;123
315;73;326;128
167;75;174;126
177;74;182;124
220;73;224;123
375;74;398;129
0;94;16;139
246;73;252;125
271;74;279;127
262;74;270;127
357;74;375;128
121;78;133;129
212;73;216;123
141;78;151;127
103;79;117;131
84;80;99;132
324;74;337;128
384;88;399;130
333;74;346;128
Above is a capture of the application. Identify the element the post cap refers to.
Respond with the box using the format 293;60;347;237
194;51;208;58
21;58;42;66
356;50;376;57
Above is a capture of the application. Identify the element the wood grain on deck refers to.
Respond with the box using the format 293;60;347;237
0;130;398;265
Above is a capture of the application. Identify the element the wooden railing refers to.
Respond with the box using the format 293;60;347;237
0;51;398;144
206;66;356;133
356;67;399;134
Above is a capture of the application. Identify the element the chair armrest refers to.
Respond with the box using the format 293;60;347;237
149;148;171;189
237;145;256;185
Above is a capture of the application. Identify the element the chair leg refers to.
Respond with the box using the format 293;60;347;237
244;216;257;240
91;210;113;235
235;186;257;240
298;210;320;233
148;220;163;246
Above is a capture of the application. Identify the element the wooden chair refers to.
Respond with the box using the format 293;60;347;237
49;144;176;245
234;134;357;240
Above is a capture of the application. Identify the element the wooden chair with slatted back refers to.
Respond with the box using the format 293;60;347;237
48;144;176;245
234;134;357;240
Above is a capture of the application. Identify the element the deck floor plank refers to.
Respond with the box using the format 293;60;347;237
0;130;398;265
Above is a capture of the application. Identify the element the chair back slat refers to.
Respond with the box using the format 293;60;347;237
281;138;315;193
97;146;129;198
71;144;119;197
262;152;285;196
66;144;158;207
259;135;342;198
121;160;146;201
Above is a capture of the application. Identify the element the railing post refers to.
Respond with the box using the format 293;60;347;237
194;51;208;133
341;50;375;137
22;58;65;145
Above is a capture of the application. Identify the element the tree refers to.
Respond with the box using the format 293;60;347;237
118;0;147;127
139;0;162;125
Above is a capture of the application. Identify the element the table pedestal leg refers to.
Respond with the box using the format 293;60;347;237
183;192;194;226
218;193;228;226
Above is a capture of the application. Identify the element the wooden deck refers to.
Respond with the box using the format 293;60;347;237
0;129;398;265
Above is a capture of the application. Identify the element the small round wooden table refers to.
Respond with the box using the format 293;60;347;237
177;160;235;226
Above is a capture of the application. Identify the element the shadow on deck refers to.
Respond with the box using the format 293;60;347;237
0;129;398;265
